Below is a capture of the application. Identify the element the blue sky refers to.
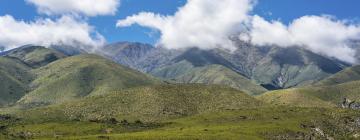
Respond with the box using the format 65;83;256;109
0;0;359;45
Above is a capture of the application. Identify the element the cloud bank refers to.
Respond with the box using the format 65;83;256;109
0;15;105;50
26;0;120;16
117;0;254;51
117;0;360;63
247;15;360;63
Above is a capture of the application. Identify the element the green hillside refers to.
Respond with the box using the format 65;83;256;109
17;84;263;122
17;54;160;107
4;45;67;68
152;61;267;95
0;57;33;106
316;65;360;86
258;80;360;107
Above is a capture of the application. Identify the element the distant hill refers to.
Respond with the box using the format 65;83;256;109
3;45;67;68
316;65;360;86
18;84;264;122
152;63;267;95
17;54;160;107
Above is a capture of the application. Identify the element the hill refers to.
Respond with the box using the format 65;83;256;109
17;54;160;107
0;57;33;106
152;63;267;95
4;105;360;139
316;65;360;86
257;80;360;107
2;45;67;68
103;41;347;91
17;84;263;122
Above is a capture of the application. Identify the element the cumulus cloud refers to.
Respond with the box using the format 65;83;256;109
247;15;360;63
0;15;105;50
26;0;120;16
116;0;360;63
117;0;254;51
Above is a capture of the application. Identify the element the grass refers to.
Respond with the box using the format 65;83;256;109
15;84;264;123
2;107;360;140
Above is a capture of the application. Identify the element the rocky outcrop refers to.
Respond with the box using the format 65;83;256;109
341;98;360;110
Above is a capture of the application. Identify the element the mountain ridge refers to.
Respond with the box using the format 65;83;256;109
102;41;348;91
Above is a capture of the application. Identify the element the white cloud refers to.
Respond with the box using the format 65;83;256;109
26;0;120;16
247;15;360;63
117;0;254;51
0;15;105;50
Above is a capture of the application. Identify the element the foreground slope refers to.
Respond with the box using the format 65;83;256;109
17;54;160;107
18;84;263;122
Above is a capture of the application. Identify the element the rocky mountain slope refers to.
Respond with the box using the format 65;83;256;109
102;41;348;92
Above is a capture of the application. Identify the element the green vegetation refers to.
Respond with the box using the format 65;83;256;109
1;46;359;139
317;65;360;86
258;65;360;107
1;107;360;139
16;84;263;122
252;47;344;89
258;80;360;107
4;46;67;68
17;54;160;107
152;61;267;95
0;57;33;106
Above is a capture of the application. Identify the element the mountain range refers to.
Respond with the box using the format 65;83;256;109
0;44;359;139
102;40;348;93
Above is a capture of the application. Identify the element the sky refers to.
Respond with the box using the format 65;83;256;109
0;0;360;63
